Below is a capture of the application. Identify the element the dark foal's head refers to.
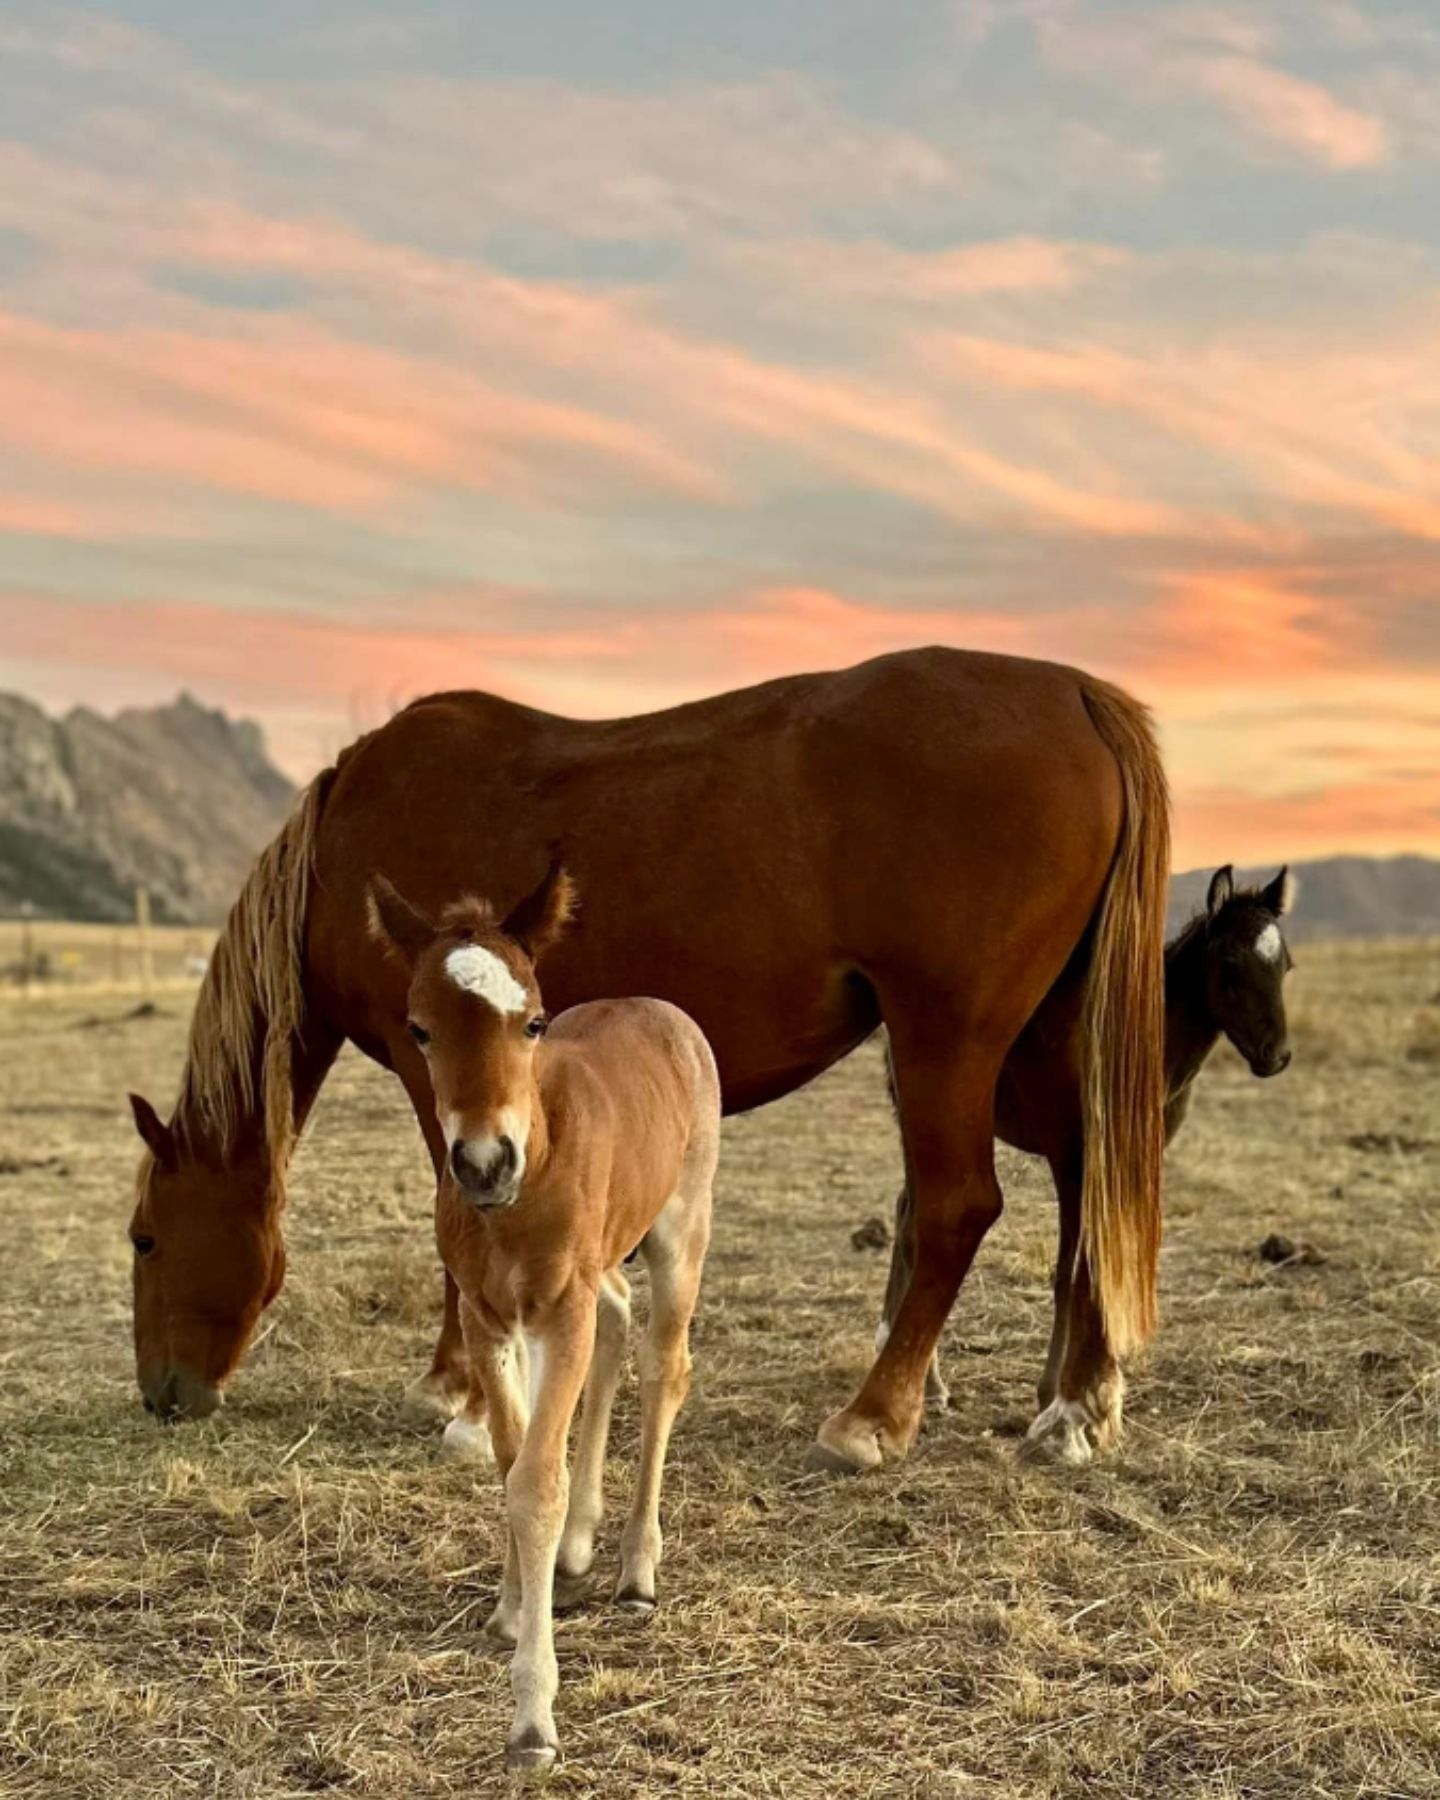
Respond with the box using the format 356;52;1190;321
369;864;577;1209
1197;865;1296;1078
125;1099;285;1421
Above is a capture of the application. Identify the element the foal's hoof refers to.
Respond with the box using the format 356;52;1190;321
552;1566;594;1612
402;1372;466;1423
505;1727;558;1780
441;1416;494;1464
614;1583;656;1615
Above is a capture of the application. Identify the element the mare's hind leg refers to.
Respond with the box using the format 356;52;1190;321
878;1183;950;1411
617;1125;715;1611
1025;1241;1124;1468
555;1268;632;1598
813;1004;1005;1474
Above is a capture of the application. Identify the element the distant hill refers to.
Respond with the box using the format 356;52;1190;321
1169;856;1440;942
0;693;296;924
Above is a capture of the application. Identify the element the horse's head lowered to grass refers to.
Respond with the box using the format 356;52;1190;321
126;1094;285;1420
368;862;578;1210
1196;864;1297;1078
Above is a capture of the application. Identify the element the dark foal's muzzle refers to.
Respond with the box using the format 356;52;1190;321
1248;1044;1292;1079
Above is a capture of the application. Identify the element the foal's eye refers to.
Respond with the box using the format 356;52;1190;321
407;1021;431;1049
131;1234;156;1258
525;1014;549;1040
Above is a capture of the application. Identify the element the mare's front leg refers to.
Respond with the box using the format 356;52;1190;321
877;1183;951;1411
1035;1150;1081;1414
503;1290;596;1776
812;1010;1004;1474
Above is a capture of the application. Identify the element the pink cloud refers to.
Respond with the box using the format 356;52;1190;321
1188;54;1389;169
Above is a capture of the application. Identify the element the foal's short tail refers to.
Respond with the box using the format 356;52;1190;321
1077;679;1171;1360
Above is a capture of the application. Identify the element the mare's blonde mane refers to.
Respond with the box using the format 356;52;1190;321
175;770;331;1165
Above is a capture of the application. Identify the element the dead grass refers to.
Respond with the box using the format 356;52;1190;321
1;939;1438;1797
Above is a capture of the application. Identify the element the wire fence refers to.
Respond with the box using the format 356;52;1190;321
0;891;217;1005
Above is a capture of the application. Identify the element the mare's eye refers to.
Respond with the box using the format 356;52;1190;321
525;1014;549;1040
131;1234;156;1258
407;1021;431;1049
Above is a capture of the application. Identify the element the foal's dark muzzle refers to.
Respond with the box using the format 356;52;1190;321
1249;1046;1292;1079
450;1135;520;1206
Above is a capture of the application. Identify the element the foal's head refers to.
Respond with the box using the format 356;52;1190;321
1196;865;1296;1077
369;864;577;1208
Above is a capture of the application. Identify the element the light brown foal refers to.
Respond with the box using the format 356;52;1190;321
369;865;720;1777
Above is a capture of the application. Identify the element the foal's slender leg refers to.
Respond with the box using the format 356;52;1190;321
618;1194;709;1609
813;1010;1004;1474
878;1184;950;1411
503;1295;595;1774
556;1268;632;1594
1037;1150;1082;1412
460;1314;529;1642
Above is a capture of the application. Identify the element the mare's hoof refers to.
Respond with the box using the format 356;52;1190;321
505;1728;558;1780
402;1373;466;1424
614;1583;656;1615
803;1440;867;1477
807;1408;890;1476
1021;1398;1095;1468
441;1415;494;1464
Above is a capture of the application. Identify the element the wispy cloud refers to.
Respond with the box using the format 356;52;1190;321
2;2;1438;861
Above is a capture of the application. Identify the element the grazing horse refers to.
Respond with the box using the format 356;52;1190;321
879;863;1296;1462
124;647;1169;1473
368;864;719;1776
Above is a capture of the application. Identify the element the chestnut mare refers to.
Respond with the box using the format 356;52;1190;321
879;862;1296;1463
126;647;1169;1473
368;864;719;1775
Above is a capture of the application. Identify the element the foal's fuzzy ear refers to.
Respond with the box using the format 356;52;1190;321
1261;865;1296;918
367;874;438;966
129;1092;174;1168
503;861;578;961
1206;865;1235;919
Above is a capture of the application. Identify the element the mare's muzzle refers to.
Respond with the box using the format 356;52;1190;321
140;1364;223;1422
450;1134;521;1207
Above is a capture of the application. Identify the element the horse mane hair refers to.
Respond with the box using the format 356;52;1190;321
174;766;334;1165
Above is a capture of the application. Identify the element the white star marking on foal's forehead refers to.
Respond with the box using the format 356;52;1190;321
444;944;529;1014
1253;922;1283;964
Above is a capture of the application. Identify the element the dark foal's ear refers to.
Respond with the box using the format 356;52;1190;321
129;1092;174;1168
367;874;438;966
1261;865;1296;918
503;861;578;961
1206;865;1235;919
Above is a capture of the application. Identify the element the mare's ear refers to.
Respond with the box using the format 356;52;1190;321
503;861;578;961
129;1092;174;1169
1206;865;1234;919
1261;865;1296;917
367;874;437;966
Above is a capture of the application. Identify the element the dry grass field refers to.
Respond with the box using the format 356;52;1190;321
1;939;1438;1798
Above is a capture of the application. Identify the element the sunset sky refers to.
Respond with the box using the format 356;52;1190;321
2;1;1438;866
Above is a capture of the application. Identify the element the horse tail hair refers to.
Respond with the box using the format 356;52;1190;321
1076;677;1171;1360
177;764;335;1166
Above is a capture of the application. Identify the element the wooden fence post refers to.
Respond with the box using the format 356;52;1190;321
136;886;154;1003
